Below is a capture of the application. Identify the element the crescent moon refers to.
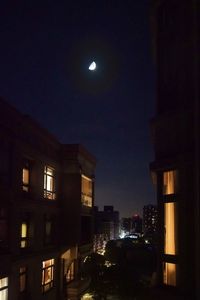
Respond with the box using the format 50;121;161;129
89;61;96;71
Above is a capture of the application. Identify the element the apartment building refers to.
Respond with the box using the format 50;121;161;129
143;204;157;234
93;206;119;254
0;98;96;300
150;1;200;299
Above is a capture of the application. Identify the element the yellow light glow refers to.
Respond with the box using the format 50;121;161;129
0;277;8;288
23;168;29;185
163;170;178;195
164;203;177;255
42;259;54;288
163;263;176;286
21;223;27;238
81;175;92;207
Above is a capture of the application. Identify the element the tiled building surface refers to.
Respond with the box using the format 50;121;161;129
0;98;96;300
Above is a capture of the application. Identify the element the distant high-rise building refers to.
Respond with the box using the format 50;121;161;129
131;214;143;234
93;206;119;254
150;1;200;299
120;217;132;235
143;204;157;234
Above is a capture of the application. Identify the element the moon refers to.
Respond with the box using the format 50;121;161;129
89;61;96;71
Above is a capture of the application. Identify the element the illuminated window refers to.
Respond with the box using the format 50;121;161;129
67;261;75;283
163;170;178;195
164;202;177;255
81;175;92;207
19;267;27;292
20;222;29;248
163;262;176;286
42;259;54;292
44;167;56;200
0;277;8;300
22;162;30;192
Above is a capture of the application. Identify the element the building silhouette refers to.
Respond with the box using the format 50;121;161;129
150;1;200;299
0;98;96;300
93;206;119;254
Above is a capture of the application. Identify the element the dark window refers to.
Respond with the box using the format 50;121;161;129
19;267;27;293
0;208;8;250
44;215;56;246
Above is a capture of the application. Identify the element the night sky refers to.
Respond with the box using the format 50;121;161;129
0;0;156;217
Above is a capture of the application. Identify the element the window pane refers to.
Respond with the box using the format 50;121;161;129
81;175;92;207
21;240;26;248
42;259;54;292
0;277;8;300
21;223;27;238
163;262;176;286
0;277;8;288
19;267;26;292
164;203;177;255
47;176;53;191
44;167;56;200
46;221;51;236
163;170;178;195
22;169;29;185
0;289;8;300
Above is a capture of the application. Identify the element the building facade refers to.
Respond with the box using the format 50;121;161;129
0;98;96;300
93;206;119;254
143;204;157;234
150;1;200;299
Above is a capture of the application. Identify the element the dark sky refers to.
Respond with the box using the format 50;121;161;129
0;0;156;217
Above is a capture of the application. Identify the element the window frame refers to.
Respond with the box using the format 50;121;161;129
19;267;27;293
81;174;93;207
0;276;8;300
20;220;29;249
44;215;55;246
163;262;177;286
162;169;178;287
163;170;178;195
44;166;56;200
42;259;54;293
22;161;30;193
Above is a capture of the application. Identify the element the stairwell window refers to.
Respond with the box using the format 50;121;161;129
0;277;8;300
81;175;92;207
44;167;56;200
163;170;178;195
42;259;54;292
